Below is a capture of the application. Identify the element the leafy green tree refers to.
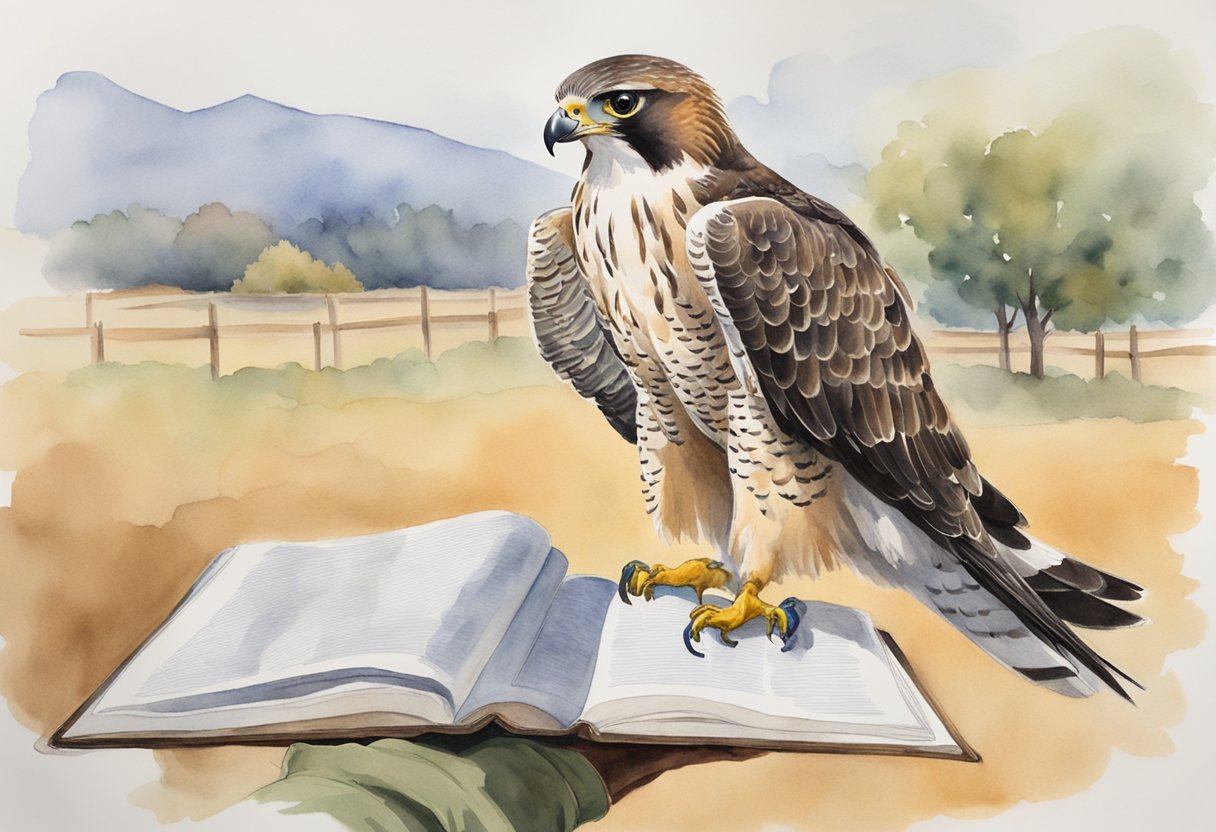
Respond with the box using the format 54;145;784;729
173;203;275;290
43;203;274;292
866;33;1216;378
1045;115;1216;334
868;120;1035;371
923;209;1023;371
42;201;525;293
288;204;526;290
44;205;181;292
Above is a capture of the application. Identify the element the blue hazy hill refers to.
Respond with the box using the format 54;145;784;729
16;72;573;235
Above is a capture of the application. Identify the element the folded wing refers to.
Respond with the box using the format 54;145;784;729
527;208;638;443
686;195;1141;698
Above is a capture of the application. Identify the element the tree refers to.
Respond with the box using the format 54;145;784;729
970;127;1076;379
924;215;1022;371
41;201;525;293
287;204;527;290
1045;118;1216;333
42;202;275;292
866;30;1216;378
867;119;1034;371
173;203;275;291
43;204;180;292
232;241;363;294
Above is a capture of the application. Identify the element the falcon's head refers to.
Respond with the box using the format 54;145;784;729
545;55;741;172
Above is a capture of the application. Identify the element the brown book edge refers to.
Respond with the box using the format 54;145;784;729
50;625;979;763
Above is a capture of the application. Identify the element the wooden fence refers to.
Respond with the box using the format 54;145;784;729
20;286;527;379
18;287;1214;382
925;326;1215;382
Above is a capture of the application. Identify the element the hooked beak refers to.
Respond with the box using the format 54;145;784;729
544;108;581;156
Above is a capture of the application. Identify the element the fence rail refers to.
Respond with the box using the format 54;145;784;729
19;287;528;379
18;287;1215;382
925;325;1215;382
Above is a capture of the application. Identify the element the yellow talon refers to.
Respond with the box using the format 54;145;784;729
683;582;799;656
629;564;653;596
766;606;788;639
618;557;731;604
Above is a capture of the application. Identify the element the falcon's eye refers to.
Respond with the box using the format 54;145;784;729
603;91;641;118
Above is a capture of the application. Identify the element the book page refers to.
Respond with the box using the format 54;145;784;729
63;682;458;739
459;575;615;727
87;511;555;726
581;590;935;743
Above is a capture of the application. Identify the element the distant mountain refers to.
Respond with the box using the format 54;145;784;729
16;72;573;235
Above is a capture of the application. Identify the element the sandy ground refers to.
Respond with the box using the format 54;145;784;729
0;350;1206;830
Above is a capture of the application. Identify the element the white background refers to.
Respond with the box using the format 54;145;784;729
0;2;1213;829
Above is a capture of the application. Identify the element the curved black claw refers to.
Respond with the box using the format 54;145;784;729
717;630;739;648
617;560;650;605
682;620;705;658
776;598;802;653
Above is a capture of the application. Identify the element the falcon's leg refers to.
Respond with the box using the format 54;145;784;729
618;398;736;602
684;579;800;656
677;391;829;655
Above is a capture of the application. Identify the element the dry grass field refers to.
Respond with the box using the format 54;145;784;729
0;325;1207;829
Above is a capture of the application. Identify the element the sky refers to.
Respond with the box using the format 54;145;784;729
0;2;1214;831
1;0;1215;230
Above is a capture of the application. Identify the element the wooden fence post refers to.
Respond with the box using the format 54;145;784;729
1094;332;1105;379
326;294;342;369
419;285;432;361
313;322;323;371
85;292;94;327
1129;325;1141;383
488;287;498;342
208;303;220;380
92;321;105;363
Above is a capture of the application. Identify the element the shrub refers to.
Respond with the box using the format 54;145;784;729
232;241;362;294
933;364;1199;425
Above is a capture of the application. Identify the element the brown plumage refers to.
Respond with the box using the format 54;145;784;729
529;55;1144;698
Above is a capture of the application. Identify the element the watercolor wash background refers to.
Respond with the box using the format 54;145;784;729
1;1;1215;830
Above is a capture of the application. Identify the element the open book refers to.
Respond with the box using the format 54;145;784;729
53;511;976;760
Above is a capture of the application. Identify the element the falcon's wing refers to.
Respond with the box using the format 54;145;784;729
686;195;1137;698
527;207;637;443
687;196;1007;543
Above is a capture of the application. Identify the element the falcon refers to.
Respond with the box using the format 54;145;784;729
526;55;1143;698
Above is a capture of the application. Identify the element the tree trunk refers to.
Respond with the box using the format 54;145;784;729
994;306;1019;372
1020;294;1051;379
